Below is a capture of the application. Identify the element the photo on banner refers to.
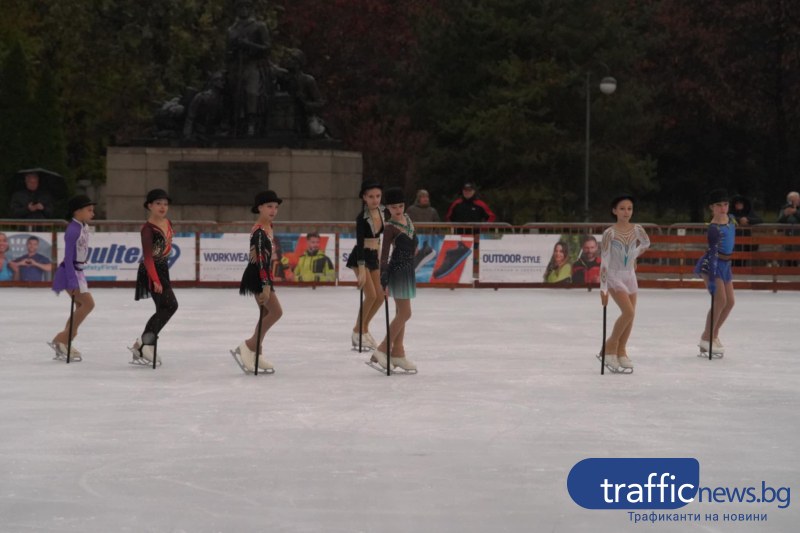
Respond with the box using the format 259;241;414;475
479;233;602;284
57;231;196;281
0;231;53;282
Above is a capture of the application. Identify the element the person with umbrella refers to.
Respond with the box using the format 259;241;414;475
8;170;58;219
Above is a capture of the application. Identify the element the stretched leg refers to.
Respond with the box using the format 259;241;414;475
701;277;727;341
142;286;179;343
377;299;411;353
54;291;95;344
361;269;384;332
712;281;735;338
604;289;636;355
615;292;638;356
246;292;283;352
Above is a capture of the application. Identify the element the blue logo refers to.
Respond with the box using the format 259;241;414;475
568;458;700;510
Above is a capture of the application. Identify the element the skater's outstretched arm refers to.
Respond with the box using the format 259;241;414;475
140;224;161;293
599;226;613;303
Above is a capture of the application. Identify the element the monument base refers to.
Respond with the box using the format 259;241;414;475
104;146;362;222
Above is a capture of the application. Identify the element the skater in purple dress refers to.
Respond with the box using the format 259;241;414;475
50;195;97;360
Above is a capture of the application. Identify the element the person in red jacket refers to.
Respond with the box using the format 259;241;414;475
445;182;496;229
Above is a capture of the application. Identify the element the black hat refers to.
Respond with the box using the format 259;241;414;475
610;193;635;209
143;189;171;208
462;182;476;190
359;180;382;198
707;188;729;205
251;190;283;213
384;187;406;206
66;195;96;220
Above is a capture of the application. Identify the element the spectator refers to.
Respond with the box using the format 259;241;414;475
729;194;762;267
406;189;441;223
11;236;52;281
777;191;800;266
543;240;572;284
294;232;335;282
9;172;54;219
777;191;800;224
572;235;601;284
0;232;19;281
446;182;496;224
729;194;763;226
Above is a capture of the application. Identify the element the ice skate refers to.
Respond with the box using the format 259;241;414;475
351;330;375;351
129;339;161;366
712;338;725;354
616;355;634;374
48;341;82;362
604;354;621;373
697;339;723;359
365;349;388;372
230;341;274;375
391;356;418;374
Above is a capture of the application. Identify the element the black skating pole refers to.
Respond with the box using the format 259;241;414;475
358;289;363;352
66;294;75;364
600;304;607;375
152;335;158;369
254;304;264;376
384;295;391;376
708;288;715;361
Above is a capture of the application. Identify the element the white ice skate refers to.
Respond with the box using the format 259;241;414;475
230;341;274;375
47;341;82;362
697;339;723;359
391;356;418;374
351;331;376;351
595;352;630;374
617;355;634;373
128;339;161;366
365;349;389;373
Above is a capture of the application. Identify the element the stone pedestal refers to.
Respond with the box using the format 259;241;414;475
104;147;362;221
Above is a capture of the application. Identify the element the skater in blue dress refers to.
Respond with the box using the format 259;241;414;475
694;189;736;356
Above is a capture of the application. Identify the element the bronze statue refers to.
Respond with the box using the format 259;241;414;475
279;48;331;139
183;71;227;139
226;0;271;137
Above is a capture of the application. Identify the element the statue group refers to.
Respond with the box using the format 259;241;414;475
155;0;332;143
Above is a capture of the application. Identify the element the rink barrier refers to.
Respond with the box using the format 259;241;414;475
1;220;799;291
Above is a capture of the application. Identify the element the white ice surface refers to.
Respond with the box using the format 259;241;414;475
0;287;798;532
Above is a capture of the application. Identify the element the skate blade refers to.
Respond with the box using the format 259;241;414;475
697;351;724;359
47;342;82;362
364;360;417;374
351;344;375;352
229;349;274;375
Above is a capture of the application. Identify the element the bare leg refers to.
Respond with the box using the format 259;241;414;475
604;289;636;356
362;269;384;332
246;292;283;352
713;282;735;338
700;277;727;341
377;298;411;355
53;291;95;344
615;292;638;357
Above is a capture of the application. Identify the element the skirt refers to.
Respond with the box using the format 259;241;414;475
135;260;171;300
388;265;416;300
346;247;379;271
239;263;274;296
694;255;733;283
605;269;639;295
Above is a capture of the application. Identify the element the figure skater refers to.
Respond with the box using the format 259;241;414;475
129;189;178;365
694;189;735;356
49;195;97;360
232;190;284;373
599;194;650;373
346;180;386;350
372;187;419;373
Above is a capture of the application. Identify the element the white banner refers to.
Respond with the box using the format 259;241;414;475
338;236;357;282
199;233;250;282
56;231;196;281
478;234;602;284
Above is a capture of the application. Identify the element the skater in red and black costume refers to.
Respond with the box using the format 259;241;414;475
232;190;284;373
129;189;178;365
346;180;386;350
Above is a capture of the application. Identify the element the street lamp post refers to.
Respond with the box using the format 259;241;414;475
584;72;617;221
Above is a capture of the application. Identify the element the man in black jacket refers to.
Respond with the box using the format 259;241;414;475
445;183;496;225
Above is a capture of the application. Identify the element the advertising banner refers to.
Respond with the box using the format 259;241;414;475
201;232;335;282
479;234;602;284
56;232;196;281
339;234;474;285
1;231;54;282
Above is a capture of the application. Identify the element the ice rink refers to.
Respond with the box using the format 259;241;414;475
1;286;797;532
